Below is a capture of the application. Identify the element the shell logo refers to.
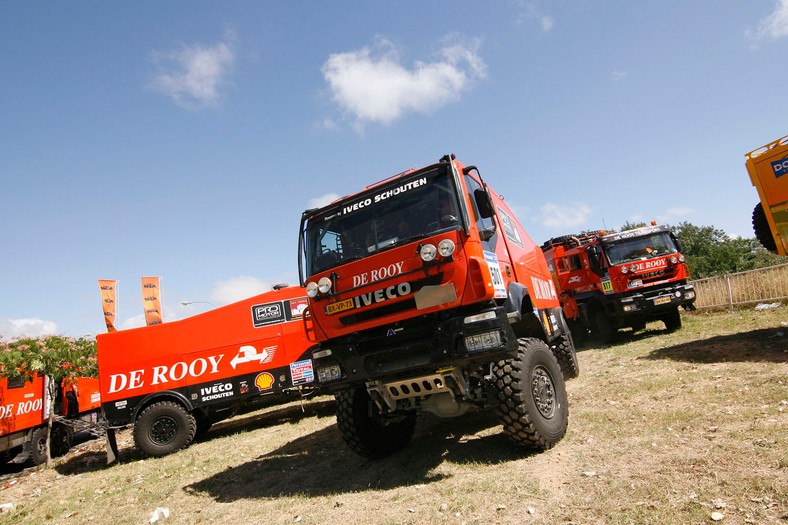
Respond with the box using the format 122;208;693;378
255;372;275;391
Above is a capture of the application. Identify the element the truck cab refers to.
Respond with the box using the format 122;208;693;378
299;154;577;457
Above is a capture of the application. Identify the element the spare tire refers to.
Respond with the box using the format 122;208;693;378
753;202;778;253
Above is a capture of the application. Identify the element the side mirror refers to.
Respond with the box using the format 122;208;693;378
586;245;605;276
474;188;494;219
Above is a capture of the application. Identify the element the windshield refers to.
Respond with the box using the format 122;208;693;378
302;166;461;276
604;231;679;265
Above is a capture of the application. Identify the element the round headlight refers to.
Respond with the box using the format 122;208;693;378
629;264;637;273
679;255;685;263
670;256;678;264
420;243;437;262
438;239;455;257
318;276;332;294
621;266;628;274
306;281;318;298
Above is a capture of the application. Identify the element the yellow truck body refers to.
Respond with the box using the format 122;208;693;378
745;134;788;256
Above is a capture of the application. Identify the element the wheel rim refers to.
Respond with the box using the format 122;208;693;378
150;416;178;445
35;436;47;456
531;365;556;419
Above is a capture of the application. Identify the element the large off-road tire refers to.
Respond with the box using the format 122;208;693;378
491;338;568;450
662;308;682;332
335;387;416;458
25;427;48;467
592;309;616;343
133;401;196;457
753;202;778;253
551;334;580;380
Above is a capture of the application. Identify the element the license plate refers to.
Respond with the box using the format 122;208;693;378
325;298;354;315
654;296;672;306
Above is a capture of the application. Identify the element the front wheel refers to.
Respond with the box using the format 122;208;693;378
491;338;568;450
662;308;682;332
592;309;617;343
335;387;416;458
25;427;49;467
133;401;196;457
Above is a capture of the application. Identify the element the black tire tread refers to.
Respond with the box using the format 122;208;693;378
133;401;196;457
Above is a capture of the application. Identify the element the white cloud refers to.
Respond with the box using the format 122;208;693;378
120;314;146;331
210;276;270;305
611;70;628;82
0;317;58;340
149;33;236;109
308;193;341;209
516;2;555;32
747;0;788;40
539;202;594;230
322;35;486;127
658;207;695;223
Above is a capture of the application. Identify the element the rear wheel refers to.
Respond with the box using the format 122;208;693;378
491;338;568;450
335;387;416;458
753;202;778;253
49;424;73;457
133;401;196;457
551;334;580;380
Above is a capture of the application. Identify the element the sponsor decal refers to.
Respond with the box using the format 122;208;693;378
568;276;582;284
115;400;128;409
90;393;101;404
0;398;44;419
290;360;315;385
335;178;428;218
106;354;225;394
200;382;234;402
386;327;403;337
239;381;249;395
255;372;275;391
627;279;643;289
289;298;308;320
352;261;405;288
772;157;788;178
484;251;507;299
230;345;276;369
252;301;285;327
496;207;525;249
626;259;668;272
531;276;558;301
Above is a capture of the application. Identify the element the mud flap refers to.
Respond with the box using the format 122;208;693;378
106;428;119;465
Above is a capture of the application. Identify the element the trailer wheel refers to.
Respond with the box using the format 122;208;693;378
134;401;196;457
335;387;416;458
662;308;682;332
491;338;568;450
551;334;580;380
592;309;616;343
753;202;778;253
50;424;74;457
25;427;48;467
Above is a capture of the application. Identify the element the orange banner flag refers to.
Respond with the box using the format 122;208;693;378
98;279;118;332
141;276;163;326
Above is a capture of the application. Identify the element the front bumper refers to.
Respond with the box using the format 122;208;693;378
615;283;696;317
311;306;518;389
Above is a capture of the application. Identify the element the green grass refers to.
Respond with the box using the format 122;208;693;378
0;307;785;524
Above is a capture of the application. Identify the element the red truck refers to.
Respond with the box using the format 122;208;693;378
1;374;101;466
541;225;696;343
299;154;578;458
97;284;317;459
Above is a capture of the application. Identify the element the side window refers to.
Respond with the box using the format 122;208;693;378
569;255;583;271
464;174;496;249
7;376;26;389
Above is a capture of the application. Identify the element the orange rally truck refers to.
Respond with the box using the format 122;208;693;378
298;154;578;458
1;374;102;466
541;225;696;344
745;134;788;255
97;284;317;459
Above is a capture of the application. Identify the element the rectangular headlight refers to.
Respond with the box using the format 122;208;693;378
317;364;342;383
622;304;639;312
465;330;502;353
464;311;497;324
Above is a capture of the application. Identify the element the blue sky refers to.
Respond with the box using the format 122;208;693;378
2;1;787;339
